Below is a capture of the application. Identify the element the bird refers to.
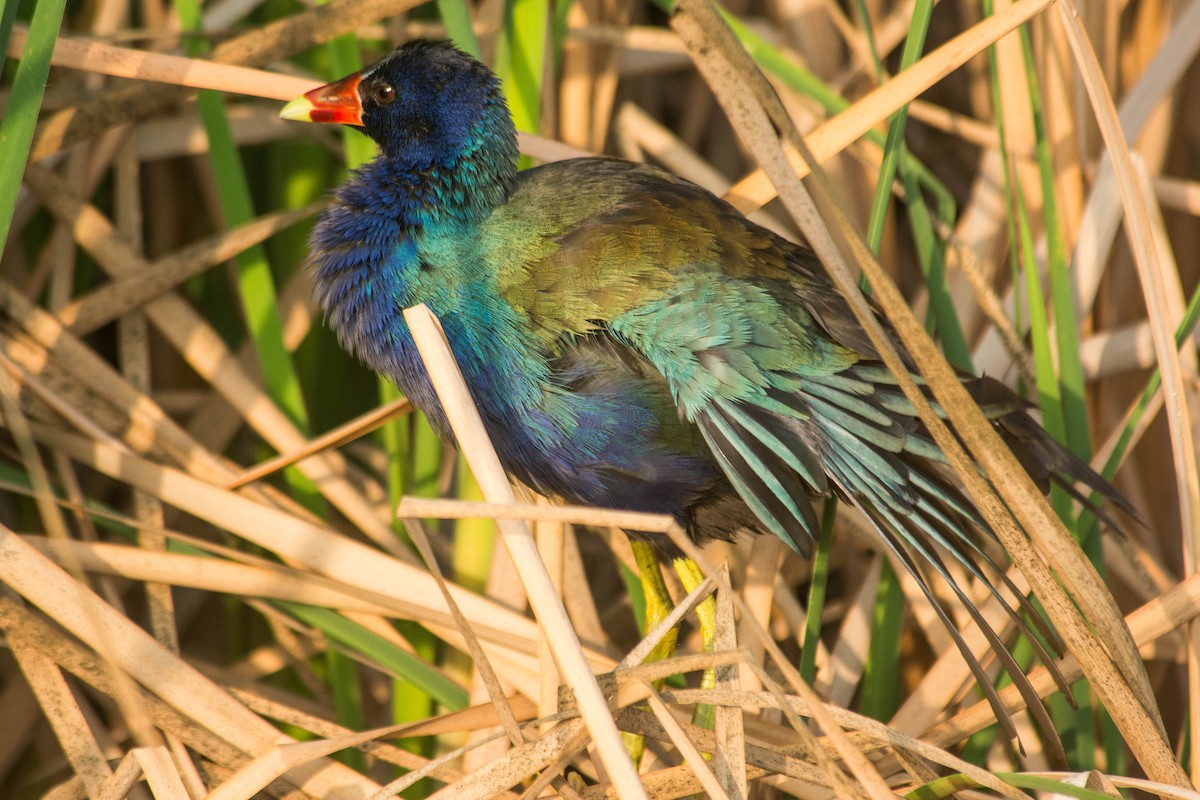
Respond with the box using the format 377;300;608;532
281;38;1131;746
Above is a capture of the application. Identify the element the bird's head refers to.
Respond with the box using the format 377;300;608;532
281;39;516;168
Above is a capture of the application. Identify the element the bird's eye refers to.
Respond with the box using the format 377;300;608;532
369;82;396;106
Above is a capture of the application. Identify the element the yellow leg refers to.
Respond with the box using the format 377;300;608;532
672;558;716;651
624;540;680;765
673;558;716;732
623;545;720;766
630;541;680;663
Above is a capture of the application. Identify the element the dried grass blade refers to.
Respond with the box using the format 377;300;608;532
30;0;428;160
57;201;325;336
640;681;730;799
0;525;383;797
721;0;1053;214
616;102;731;193
0;353;72;541
0;598;245;771
745;662;890;800
25;536;412;617
10;641;113;796
1114;0;1200;137
21;164;399;550
206;725;420;800
1092;775;1200;800
402;517;527;747
712;574;747;799
1054;1;1196;780
1069;160;1123;323
613;652;748;707
227;395;412;490
537;514;566;725
737;536;783;692
426;721;586;800
517;131;595;162
0;282;228;480
97;750;147;800
1155;175;1200;215
396;496;676;531
665;686;1033;800
227;688;477;788
5;25;315;99
512;725;592;800
131;747;191;800
25;423;546;653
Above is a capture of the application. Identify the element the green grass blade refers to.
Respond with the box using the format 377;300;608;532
392;621;438;798
494;0;549;137
324;649;367;769
863;0;933;254
175;0;319;507
438;0;482;58
859;560;903;720
280;602;469;709
857;0;969;367
1016;26;1100;766
453;455;496;593
1019;26;1090;462
979;2;1100;763
799;499;836;685
0;0;22;82
907;772;1120;800
993;773;1127;800
901;168;971;369
0;0;67;248
978;3;1065;449
620;560;648;633
848;0;883;83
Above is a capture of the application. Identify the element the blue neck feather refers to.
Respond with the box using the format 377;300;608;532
307;108;524;433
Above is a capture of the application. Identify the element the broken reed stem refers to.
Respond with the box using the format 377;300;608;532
396;496;675;532
402;304;648;800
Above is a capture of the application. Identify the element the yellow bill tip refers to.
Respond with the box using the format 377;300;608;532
279;95;316;122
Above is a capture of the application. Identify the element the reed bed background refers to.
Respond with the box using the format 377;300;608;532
1;0;1199;797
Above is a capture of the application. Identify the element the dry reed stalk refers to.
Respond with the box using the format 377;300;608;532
403;304;648;800
722;0;1055;214
5;25;315;100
